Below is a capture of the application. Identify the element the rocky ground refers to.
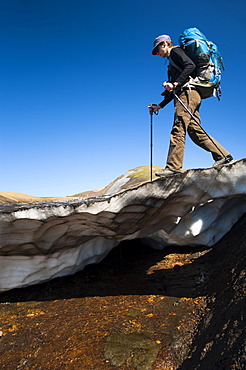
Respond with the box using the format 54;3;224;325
0;213;245;369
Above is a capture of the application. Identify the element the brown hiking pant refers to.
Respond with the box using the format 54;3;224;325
166;89;230;171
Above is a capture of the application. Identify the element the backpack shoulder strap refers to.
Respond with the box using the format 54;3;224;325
168;46;183;72
168;55;182;73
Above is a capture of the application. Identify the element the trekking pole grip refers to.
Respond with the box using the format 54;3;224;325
149;103;158;115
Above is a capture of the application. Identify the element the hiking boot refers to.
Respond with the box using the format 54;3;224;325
213;154;233;167
155;168;180;177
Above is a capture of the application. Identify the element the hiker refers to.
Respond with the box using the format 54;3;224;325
148;34;233;176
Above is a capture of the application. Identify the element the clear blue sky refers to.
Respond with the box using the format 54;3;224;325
0;0;245;197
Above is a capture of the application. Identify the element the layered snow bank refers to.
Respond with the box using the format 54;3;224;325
0;160;245;292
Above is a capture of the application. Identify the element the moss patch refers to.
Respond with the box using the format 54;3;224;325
104;332;161;369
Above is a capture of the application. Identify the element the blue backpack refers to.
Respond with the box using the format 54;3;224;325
177;28;224;99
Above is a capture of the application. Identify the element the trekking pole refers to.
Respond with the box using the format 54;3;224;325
148;104;158;181
172;92;227;160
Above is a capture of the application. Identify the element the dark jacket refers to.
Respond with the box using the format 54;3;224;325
159;46;196;108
